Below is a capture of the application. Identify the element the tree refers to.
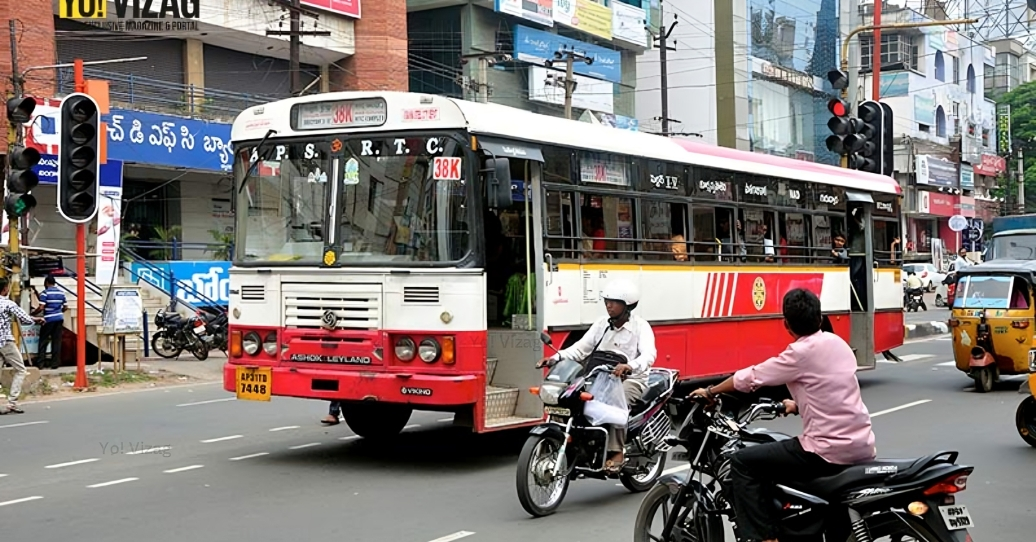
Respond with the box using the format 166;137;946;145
996;81;1036;211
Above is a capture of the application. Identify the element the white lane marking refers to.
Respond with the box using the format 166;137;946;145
288;442;321;450
428;532;476;542
126;446;171;455
936;361;955;367
0;474;8;478
21;381;222;405
0;420;48;429
229;452;269;461
898;354;934;362
270;426;300;432
87;477;139;488
201;435;244;443
45;458;100;469
339;435;360;441
403;424;421;430
871;400;932;417
164;465;204;473
177;397;236;407
437;417;454;423
0;496;43;507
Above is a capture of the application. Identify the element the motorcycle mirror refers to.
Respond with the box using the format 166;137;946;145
540;332;552;346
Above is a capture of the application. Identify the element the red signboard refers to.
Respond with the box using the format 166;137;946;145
301;0;360;19
928;192;956;216
974;153;1007;177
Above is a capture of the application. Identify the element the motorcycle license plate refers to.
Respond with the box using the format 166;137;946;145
193;326;206;335
544;406;570;417
938;505;974;530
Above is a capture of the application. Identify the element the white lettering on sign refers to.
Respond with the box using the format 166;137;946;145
394;139;407;155
788;189;801;200
876;201;894;213
650;174;680;190
699;180;727;194
360;140;373;156
433;157;463;181
819;194;840;206
744;184;767;196
426;138;444;154
403;108;440;122
580;158;629;186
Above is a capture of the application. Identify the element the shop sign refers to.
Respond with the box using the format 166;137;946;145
974;153;1007;177
611;1;647;47
554;0;613;41
128;261;231;307
496;0;553;27
513;24;622;84
915;155;957;188
960;164;974;190
919;190;956;216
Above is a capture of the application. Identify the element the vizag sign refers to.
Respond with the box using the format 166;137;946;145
60;0;201;32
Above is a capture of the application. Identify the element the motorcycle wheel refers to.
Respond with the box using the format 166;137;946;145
515;434;570;517
191;344;209;361
620;451;667;492
634;483;723;542
150;331;183;359
973;366;996;393
1016;396;1036;447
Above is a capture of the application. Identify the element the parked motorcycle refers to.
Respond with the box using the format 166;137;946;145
906;287;927;312
515;332;679;517
634;393;976;542
195;309;228;353
150;309;210;361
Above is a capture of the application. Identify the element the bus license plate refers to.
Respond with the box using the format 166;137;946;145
544;406;570;417
938;505;974;530
236;367;272;401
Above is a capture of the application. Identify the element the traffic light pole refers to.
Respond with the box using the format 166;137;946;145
6;20;24;348
73;59;88;391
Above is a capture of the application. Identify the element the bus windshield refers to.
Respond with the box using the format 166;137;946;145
234;134;472;265
990;233;1036;260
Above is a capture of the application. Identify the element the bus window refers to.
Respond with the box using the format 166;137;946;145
580;193;635;259
640;200;688;261
545;190;576;259
742;208;776;262
779;212;809;264
873;219;900;265
812;214;846;264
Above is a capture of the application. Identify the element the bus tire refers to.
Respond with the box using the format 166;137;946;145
342;403;413;440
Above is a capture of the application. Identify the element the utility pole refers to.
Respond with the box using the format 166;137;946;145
872;0;882;101
544;47;591;120
6;20;24;335
1017;147;1025;214
654;5;679;135
459;52;510;103
266;0;331;95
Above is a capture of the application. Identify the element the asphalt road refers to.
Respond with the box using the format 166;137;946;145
0;336;1032;541
904;291;949;325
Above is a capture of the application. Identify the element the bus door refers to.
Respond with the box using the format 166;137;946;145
477;137;548;428
845;191;876;370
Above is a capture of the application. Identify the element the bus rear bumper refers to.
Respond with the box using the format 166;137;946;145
222;363;482;406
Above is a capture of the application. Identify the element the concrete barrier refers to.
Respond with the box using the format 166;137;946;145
905;321;949;341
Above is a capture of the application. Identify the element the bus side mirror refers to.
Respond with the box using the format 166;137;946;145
484;158;514;209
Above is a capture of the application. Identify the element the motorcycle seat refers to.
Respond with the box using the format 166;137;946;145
629;372;672;416
787;457;927;497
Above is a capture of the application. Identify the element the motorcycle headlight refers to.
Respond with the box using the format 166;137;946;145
419;338;440;363
262;332;278;356
395;337;416;361
538;383;565;405
242;332;261;356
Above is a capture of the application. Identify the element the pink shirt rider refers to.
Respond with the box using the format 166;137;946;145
733;330;877;465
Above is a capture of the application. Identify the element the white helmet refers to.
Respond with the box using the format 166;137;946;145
600;279;640;310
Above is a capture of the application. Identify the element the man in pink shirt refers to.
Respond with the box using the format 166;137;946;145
691;288;876;542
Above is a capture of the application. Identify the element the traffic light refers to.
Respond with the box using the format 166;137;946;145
5;97;40;218
879;102;894;176
856;100;885;174
57;92;100;223
825;98;864;165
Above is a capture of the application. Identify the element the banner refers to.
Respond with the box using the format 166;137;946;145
612;1;647;47
95;183;123;287
554;0;612;40
514;25;622;84
495;0;553;27
528;66;614;113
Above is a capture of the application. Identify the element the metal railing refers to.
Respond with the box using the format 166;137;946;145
56;67;285;122
122;240;233;262
119;245;227;316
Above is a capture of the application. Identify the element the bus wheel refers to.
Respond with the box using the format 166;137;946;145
342;403;413;440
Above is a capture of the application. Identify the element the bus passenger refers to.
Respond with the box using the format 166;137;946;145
670;234;688;261
831;234;849;264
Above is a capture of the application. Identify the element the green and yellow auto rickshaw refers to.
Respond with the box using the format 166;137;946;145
949;260;1036;393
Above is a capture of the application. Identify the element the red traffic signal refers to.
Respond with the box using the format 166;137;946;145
827;98;849;117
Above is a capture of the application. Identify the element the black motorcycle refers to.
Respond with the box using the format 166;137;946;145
906;287;927;312
516;333;679;517
150;309;209;361
635;394;975;542
195;308;228;353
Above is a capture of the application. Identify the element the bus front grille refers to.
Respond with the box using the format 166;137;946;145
281;282;381;330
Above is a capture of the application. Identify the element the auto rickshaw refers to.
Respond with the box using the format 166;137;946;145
949;260;1036;393
1017;361;1036;447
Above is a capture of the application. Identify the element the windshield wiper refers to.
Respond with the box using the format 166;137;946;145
237;129;278;194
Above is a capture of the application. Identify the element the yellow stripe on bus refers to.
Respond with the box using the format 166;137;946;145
556;263;849;273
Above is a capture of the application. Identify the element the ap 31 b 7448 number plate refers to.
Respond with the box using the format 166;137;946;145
938;505;974;530
544;406;570;417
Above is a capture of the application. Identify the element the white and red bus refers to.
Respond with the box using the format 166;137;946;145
225;91;904;438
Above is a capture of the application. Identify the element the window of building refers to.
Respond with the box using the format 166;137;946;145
953;55;960;84
982;129;991;147
935;51;945;81
967;64;976;93
861;34;921;72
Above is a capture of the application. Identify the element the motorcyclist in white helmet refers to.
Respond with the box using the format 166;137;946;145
537;278;657;473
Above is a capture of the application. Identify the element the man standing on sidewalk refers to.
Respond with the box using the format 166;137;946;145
0;278;45;413
36;276;67;369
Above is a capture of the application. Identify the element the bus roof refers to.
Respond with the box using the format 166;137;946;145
232;91;901;196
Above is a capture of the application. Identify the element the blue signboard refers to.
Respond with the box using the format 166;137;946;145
129;261;231;307
102;109;233;173
32;155;123;187
513;25;623;84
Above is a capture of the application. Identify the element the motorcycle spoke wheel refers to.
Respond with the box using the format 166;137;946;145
635;484;705;542
524;438;567;509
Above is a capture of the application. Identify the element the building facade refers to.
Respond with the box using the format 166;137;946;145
0;0;409;304
406;0;651;128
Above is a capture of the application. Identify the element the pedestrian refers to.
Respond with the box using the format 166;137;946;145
0;277;45;414
36;276;67;369
321;401;341;425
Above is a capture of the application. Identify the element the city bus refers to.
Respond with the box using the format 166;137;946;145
224;91;904;438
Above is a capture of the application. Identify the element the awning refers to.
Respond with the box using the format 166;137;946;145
845;190;875;203
476;137;545;162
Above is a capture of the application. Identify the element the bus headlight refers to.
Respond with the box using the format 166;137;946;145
262;332;278;356
419;338;440;363
242;332;261;356
395;337;416;361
